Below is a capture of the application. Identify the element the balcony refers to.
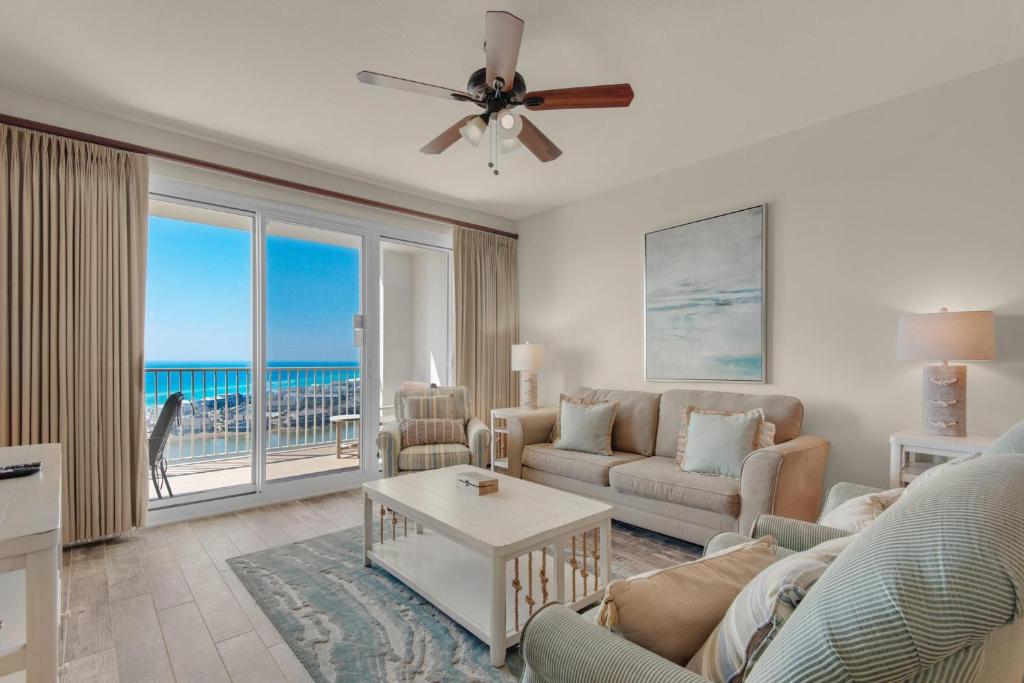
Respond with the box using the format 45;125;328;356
146;365;364;499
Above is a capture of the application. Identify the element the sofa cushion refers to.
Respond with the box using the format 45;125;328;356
656;390;803;457
609;457;740;516
575;387;661;456
523;444;644;486
398;443;471;471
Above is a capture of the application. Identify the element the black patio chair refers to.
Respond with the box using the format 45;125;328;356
149;392;184;498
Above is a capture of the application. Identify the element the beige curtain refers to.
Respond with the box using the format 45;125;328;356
0;124;149;544
454;226;518;420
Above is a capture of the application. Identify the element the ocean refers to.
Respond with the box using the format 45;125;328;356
144;360;359;408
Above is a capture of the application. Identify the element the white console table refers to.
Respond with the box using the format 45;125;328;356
0;444;61;683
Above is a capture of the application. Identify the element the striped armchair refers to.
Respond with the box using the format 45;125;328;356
520;419;1024;683
376;386;491;477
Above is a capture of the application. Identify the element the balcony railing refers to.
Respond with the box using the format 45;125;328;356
145;365;360;466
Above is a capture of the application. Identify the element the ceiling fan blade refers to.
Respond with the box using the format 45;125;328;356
356;71;475;103
420;116;478;155
518;115;561;162
485;11;524;92
523;84;635;110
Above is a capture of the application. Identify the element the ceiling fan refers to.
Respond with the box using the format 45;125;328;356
356;10;634;174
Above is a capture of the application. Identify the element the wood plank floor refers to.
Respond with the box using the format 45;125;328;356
61;489;367;682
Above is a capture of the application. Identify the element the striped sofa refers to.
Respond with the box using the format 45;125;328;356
519;421;1024;683
376;386;491;477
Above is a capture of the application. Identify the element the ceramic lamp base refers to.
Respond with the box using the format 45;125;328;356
922;364;967;437
519;371;538;409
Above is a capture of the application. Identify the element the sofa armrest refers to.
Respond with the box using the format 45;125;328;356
505;408;558;478
376;420;401;477
703;532;757;557
751;514;851;553
820;481;884;518
521;603;712;683
738;434;830;535
466;417;491;468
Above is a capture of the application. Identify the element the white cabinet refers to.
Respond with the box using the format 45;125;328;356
0;444;61;683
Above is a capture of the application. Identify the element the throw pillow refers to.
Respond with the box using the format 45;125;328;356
681;411;762;478
401;394;455;420
677;407;776;468
595;536;777;665
400;418;468;449
548;392;601;443
817;487;903;533
552;400;618;456
689;535;856;683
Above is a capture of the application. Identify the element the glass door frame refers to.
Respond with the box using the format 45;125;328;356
147;175;453;520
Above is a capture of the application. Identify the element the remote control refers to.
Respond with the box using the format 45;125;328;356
0;462;41;479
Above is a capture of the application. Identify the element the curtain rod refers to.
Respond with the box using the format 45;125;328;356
0;112;517;240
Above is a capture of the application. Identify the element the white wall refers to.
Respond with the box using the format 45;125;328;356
381;249;416;409
516;59;1024;489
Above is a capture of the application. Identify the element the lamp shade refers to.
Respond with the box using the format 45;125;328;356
511;343;545;371
896;309;996;361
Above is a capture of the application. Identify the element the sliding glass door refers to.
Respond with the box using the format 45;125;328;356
264;220;364;482
145;179;451;513
145;199;257;501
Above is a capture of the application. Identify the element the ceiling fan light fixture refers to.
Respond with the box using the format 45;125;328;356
500;137;521;153
496;108;522;139
459;116;487;147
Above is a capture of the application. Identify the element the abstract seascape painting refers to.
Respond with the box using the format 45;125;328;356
645;205;765;382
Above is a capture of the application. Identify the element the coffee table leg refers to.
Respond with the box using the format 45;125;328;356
553;542;566;603
363;492;373;567
600;519;611;587
490;555;507;667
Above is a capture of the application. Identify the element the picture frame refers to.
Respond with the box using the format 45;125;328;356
644;205;766;383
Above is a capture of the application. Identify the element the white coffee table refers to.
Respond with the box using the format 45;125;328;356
362;465;613;667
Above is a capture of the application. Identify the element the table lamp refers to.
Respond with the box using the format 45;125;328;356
511;342;545;409
896;308;996;436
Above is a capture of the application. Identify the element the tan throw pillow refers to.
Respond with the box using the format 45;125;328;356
689;535;855;683
401;394;455;420
400;418;467;449
677;406;776;469
817;488;903;533
548;393;601;443
595;536;777;665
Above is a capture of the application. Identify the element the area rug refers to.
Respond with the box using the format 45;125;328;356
228;521;701;683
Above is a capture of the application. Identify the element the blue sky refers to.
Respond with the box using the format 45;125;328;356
145;217;360;363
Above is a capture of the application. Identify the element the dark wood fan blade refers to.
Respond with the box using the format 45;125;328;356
523;84;635;110
518;115;561;162
420;116;478;155
356;71;474;102
485;11;524;92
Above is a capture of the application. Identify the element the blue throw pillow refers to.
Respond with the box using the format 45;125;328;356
553;400;618;455
681;411;760;478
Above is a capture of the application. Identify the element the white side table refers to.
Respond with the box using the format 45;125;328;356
490;407;553;472
889;430;995;488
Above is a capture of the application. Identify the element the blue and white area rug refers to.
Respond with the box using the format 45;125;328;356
228;522;700;682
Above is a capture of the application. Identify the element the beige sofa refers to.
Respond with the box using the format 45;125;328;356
505;387;829;545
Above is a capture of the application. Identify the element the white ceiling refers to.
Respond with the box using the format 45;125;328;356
2;1;1023;220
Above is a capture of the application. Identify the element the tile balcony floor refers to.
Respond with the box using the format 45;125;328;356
149;444;361;499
